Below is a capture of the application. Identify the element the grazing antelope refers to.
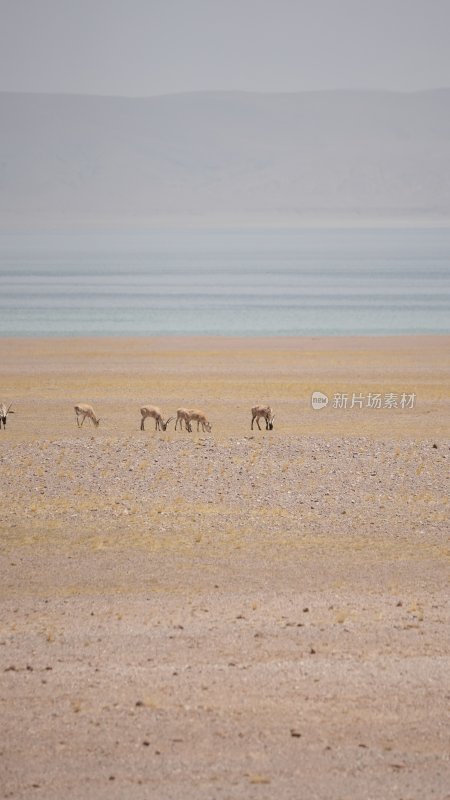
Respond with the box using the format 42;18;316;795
140;405;174;431
187;409;212;433
0;402;14;429
175;408;193;432
251;405;275;431
74;403;100;428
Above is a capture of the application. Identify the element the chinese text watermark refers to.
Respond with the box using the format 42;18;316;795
311;391;416;410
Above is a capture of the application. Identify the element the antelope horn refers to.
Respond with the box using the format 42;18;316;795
7;403;14;414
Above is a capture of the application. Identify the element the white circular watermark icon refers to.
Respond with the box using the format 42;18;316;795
311;391;329;410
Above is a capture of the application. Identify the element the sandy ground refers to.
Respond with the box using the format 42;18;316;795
1;335;449;800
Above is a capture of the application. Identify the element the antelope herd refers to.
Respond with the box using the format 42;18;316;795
0;401;275;433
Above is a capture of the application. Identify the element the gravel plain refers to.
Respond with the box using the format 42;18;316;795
1;336;449;800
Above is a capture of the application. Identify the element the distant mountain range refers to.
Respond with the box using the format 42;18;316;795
1;89;450;226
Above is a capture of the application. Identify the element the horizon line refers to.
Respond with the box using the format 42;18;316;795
1;86;450;101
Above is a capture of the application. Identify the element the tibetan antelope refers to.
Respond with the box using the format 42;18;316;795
251;405;275;431
140;405;174;431
175;408;193;432
0;402;14;429
187;409;212;433
74;404;100;428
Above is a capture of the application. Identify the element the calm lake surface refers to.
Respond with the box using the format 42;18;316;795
0;228;449;336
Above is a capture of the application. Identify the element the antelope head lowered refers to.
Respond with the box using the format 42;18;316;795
74;404;100;428
0;402;14;429
140;405;174;431
251;405;275;431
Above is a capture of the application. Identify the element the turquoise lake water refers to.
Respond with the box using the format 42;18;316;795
0;227;449;336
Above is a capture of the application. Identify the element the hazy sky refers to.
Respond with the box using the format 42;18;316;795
1;0;450;97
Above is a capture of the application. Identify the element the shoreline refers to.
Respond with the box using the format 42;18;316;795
2;331;449;343
0;331;450;343
1;331;450;339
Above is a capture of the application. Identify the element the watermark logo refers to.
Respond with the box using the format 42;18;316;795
311;390;416;410
311;391;329;410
